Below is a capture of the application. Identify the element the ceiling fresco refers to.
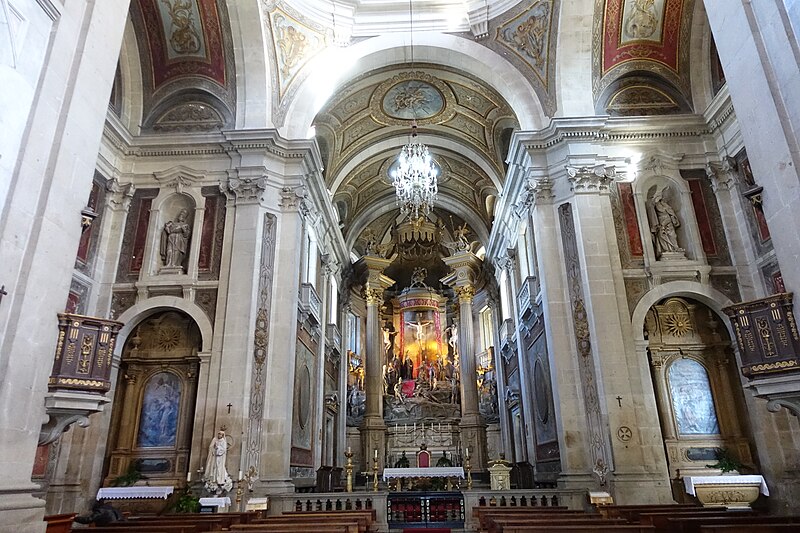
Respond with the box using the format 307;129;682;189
592;0;694;116
314;64;518;248
130;0;236;131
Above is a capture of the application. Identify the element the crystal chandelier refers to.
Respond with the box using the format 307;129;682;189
391;0;438;220
392;121;438;219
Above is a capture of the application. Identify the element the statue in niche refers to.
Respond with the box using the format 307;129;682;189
203;428;233;495
160;208;191;272
648;187;684;258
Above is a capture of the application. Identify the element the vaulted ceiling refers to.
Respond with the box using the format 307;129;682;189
313;63;518;248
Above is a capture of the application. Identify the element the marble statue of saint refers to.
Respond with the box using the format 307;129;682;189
203;429;233;495
650;191;682;257
161;209;191;271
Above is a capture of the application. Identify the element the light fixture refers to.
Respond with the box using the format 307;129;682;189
391;0;438;220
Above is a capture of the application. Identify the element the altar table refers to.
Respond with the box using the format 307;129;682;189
97;486;174;500
383;467;464;490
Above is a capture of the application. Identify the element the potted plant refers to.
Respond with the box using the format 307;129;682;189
705;448;744;475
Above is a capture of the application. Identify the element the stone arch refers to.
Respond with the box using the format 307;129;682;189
630;281;734;344
118;17;144;135
281;33;548;139
116;297;214;354
227;0;272;129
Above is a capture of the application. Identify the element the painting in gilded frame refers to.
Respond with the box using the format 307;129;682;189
137;372;182;448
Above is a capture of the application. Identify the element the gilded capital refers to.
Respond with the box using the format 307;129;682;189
455;285;475;303
364;287;384;306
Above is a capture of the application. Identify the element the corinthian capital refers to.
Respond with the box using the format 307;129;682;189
364;287;384;306
705;157;737;193
455;285;475;303
222;175;267;204
566;165;615;193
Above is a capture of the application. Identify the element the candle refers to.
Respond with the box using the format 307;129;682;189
347;446;351;454
238;470;243;481
186;471;191;483
413;422;416;432
465;447;469;458
374;448;378;459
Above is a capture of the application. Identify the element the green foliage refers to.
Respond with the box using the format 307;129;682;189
110;464;146;487
706;448;744;474
172;489;200;514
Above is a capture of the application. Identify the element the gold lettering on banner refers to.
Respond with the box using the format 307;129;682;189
756;317;775;356
96;347;107;369
107;338;116;367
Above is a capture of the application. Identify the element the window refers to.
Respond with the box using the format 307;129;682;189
479;306;494;351
346;311;360;354
518;227;531;280
499;270;512;321
304;228;318;287
329;276;339;325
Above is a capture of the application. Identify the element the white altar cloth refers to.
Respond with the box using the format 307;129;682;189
683;475;768;496
382;467;464;481
97;486;174;500
199;497;231;508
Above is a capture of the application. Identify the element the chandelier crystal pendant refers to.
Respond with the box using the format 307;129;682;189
392;120;438;219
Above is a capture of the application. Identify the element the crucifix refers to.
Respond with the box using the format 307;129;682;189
616;396;623;408
227;403;233;414
0;285;7;305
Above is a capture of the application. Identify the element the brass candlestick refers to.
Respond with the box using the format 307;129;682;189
464;454;473;490
345;449;354;492
235;481;244;511
372;455;379;492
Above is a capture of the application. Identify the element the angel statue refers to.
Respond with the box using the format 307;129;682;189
443;221;472;255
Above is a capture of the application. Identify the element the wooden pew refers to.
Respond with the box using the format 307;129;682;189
231;520;359;533
252;514;367;532
501;526;656;533
637;510;755;532
485;517;629;533
699;526;800;533
71;526;198;533
278;510;376;532
472;507;582;532
666;515;800;533
597;504;702;520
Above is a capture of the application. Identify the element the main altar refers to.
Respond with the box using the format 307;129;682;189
344;217;501;485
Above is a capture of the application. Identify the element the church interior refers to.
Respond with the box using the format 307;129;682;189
2;0;800;531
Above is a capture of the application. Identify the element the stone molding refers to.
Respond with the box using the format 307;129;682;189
566;164;615;193
223;175;268;204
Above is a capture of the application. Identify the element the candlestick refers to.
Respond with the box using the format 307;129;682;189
465;454;473;490
344;449;354;493
372;454;379;492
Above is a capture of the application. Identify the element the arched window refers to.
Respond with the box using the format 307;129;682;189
667;358;720;436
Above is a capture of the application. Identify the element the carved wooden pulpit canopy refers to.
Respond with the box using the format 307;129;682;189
723;293;800;378
49;313;124;394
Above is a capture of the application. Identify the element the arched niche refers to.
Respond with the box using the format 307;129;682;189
104;310;201;488
643;296;755;498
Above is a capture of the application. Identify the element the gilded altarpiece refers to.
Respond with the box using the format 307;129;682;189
105;311;200;486
645;298;753;484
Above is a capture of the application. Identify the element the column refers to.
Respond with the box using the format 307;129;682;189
442;251;487;470
704;1;800;296
0;2;131;530
565;165;670;502
359;255;394;470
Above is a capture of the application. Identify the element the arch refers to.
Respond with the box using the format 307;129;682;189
630;281;734;344
118;17;144;135
281;33;548;139
226;0;272;128
116;297;214;354
344;193;491;251
688;0;716;112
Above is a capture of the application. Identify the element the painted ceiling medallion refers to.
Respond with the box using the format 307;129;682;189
382;80;445;120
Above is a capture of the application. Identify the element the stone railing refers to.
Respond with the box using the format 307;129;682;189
299;282;322;326
517;276;538;321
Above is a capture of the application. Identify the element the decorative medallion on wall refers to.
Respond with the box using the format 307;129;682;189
496;1;553;85
382;80;445;120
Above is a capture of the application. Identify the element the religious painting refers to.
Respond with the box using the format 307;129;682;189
668;358;720;435
382;80;445;120
620;0;667;44
137;372;182;448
